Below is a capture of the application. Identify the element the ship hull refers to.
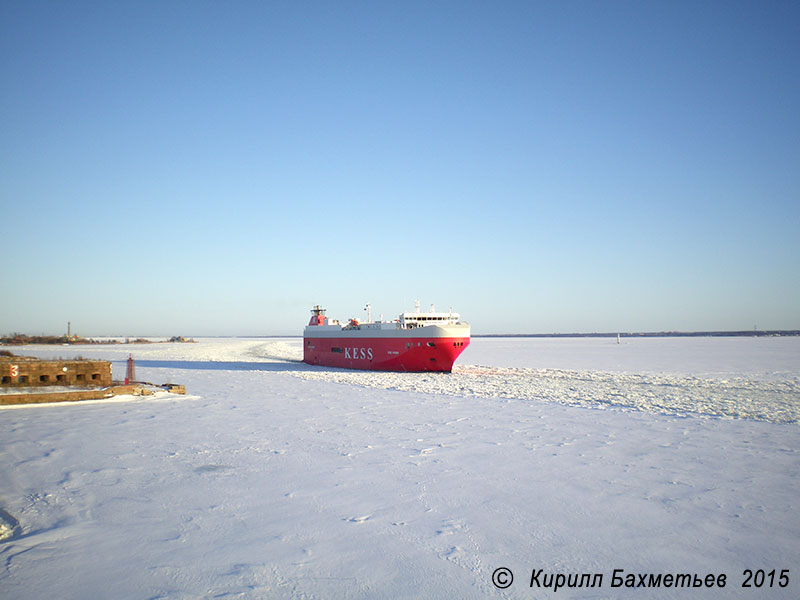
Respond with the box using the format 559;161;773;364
303;325;470;372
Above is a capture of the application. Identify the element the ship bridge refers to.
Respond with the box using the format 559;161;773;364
400;311;462;329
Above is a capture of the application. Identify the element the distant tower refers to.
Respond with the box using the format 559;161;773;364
125;354;136;384
68;321;71;337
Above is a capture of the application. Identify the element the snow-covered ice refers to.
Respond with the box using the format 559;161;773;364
1;336;798;598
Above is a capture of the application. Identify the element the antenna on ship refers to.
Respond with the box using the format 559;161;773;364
364;303;371;323
414;299;420;314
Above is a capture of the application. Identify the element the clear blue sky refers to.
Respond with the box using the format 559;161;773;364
2;1;798;335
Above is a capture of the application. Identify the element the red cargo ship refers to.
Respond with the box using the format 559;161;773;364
303;303;470;372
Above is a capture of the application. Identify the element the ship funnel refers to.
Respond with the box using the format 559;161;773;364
308;305;328;326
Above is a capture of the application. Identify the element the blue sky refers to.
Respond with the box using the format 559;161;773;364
2;1;798;335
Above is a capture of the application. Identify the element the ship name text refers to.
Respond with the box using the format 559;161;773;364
344;347;373;360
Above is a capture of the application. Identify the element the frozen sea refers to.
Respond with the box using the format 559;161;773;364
1;336;799;599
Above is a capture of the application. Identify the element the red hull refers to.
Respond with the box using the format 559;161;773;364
303;336;470;372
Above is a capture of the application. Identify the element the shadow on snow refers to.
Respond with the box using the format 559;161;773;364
129;359;315;373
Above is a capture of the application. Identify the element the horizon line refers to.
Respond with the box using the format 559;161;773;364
3;329;800;343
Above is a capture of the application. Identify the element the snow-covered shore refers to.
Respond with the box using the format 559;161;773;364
1;337;798;598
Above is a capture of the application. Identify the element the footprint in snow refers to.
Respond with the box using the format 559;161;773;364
441;545;464;560
346;515;371;524
436;519;465;536
410;447;437;457
194;464;233;474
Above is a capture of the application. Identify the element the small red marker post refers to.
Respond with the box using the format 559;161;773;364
125;354;135;384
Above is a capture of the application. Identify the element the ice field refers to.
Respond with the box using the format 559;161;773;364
1;336;799;598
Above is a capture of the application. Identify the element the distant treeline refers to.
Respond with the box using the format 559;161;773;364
474;330;800;338
1;334;152;345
